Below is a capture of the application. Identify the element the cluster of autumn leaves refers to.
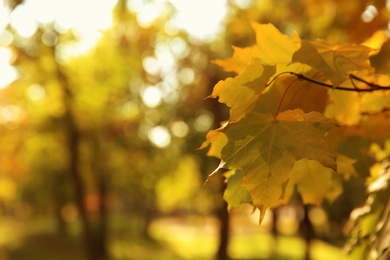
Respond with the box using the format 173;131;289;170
200;23;390;225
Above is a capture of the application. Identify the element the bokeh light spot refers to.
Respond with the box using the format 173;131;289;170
194;112;214;132
361;5;378;23
142;86;162;108
169;36;189;59
9;4;37;38
27;84;46;101
171;121;189;138
0;47;17;89
179;68;195;85
169;0;227;41
142;56;160;76
0;105;22;125
148;126;171;148
41;31;58;47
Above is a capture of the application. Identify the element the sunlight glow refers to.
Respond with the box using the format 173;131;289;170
142;86;162;108
194;112;214;132
119;101;140;120
41;31;58;47
148;126;171;148
0;47;18;89
0;2;9;33
232;0;252;9
21;0;116;32
171;121;189;138
0;29;13;46
143;56;160;76
5;0;117;59
179;68;195;85
137;2;166;28
27;84;46;101
155;44;175;75
9;4;37;38
361;4;378;23
169;0;227;41
0;105;22;125
169;36;189;59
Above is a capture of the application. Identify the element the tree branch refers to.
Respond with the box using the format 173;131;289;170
268;72;390;92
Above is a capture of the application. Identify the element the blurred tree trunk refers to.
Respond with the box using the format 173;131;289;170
52;180;68;236
96;171;108;259
92;133;109;259
216;185;230;260
300;204;314;260
54;51;97;260
207;73;231;260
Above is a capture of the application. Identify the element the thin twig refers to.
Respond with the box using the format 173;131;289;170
267;72;390;92
276;78;298;116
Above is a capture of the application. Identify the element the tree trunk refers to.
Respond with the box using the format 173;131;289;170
52;183;67;236
301;204;314;260
216;192;230;260
54;53;97;260
96;173;108;259
93;134;108;259
67;121;97;260
207;72;230;260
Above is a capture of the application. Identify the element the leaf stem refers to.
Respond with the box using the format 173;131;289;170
276;78;298;116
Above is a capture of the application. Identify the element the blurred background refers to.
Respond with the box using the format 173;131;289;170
0;0;390;259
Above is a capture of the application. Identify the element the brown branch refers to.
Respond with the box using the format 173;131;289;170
268;72;390;92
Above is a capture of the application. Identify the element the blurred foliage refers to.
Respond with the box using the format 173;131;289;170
0;0;390;259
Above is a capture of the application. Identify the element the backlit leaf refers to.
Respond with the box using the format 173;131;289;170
254;74;328;116
214;22;301;73
292;40;373;86
360;91;390;114
220;108;337;221
223;169;252;211
211;58;275;122
337;154;358;180
287;159;337;205
213;46;255;74
251;22;301;65
198;129;228;158
324;90;360;126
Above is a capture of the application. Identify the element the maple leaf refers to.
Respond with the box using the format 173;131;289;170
198;129;228;158
219;108;337;221
250;22;301;65
360;91;390;114
336;154;358;180
324;90;361;126
223;169;252;211
292;40;373;86
211;58;275;122
285;159;341;205
214;23;301;73
254;74;329;116
213;46;255;74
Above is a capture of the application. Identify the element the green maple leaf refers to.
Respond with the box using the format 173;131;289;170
219;108;337;221
223;169;252;211
292;39;373;86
